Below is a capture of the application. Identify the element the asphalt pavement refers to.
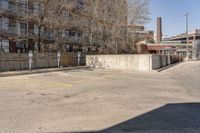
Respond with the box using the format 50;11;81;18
0;61;199;133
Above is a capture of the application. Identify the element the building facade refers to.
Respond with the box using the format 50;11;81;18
0;0;88;53
0;0;128;53
128;24;154;43
170;29;200;43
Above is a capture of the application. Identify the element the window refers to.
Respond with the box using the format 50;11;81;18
62;11;69;20
34;25;38;34
20;22;27;36
0;40;9;53
8;19;16;34
62;30;69;38
34;2;40;15
0;0;9;9
77;0;84;8
69;31;76;37
18;1;28;15
0;17;9;30
0;17;2;29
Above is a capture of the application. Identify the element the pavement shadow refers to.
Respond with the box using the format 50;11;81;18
51;103;200;133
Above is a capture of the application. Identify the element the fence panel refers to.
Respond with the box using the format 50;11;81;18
34;53;57;69
0;52;86;72
72;52;86;66
0;53;29;72
60;52;73;67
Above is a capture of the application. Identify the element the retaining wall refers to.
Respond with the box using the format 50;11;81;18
86;54;180;71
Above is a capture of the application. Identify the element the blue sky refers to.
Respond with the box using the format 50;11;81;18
145;0;200;36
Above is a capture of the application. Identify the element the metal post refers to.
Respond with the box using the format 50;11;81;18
57;51;61;68
28;51;33;70
185;12;190;61
78;52;81;67
168;50;171;66
29;61;32;70
0;52;2;72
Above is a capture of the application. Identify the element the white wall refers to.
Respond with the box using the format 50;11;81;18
86;54;180;71
86;54;152;71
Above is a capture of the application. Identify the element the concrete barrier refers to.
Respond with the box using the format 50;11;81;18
86;54;180;71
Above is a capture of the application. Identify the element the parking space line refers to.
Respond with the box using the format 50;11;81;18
0;78;73;89
70;72;124;85
30;79;73;88
0;70;125;89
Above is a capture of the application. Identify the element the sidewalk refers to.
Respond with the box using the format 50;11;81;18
0;66;91;77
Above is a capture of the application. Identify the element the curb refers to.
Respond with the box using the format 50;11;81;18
0;66;91;77
157;61;183;72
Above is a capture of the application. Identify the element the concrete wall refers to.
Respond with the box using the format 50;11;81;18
86;54;180;71
0;52;86;72
152;54;180;70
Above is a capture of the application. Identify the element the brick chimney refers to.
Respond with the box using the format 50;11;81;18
157;17;162;43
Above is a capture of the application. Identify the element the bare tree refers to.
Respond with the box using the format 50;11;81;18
125;0;150;53
48;0;73;52
128;0;150;25
25;0;75;52
83;0;128;54
82;0;150;54
16;0;150;53
109;0;128;54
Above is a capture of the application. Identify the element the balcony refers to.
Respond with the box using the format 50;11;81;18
0;26;17;36
70;0;85;11
0;3;30;18
8;26;17;35
20;28;28;37
69;36;83;43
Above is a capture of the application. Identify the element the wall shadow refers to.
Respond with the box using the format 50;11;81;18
51;103;200;133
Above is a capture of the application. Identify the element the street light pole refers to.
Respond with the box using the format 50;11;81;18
185;12;190;61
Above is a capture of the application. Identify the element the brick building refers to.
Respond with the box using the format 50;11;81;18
128;24;154;43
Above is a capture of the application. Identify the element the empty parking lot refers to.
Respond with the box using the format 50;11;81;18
0;62;200;133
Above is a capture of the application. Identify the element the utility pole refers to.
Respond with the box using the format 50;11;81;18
185;12;190;61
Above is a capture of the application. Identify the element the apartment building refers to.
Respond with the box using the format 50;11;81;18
0;0;28;53
0;0;86;53
0;0;127;53
128;24;154;43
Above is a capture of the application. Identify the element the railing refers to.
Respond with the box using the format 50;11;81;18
0;4;34;17
69;36;83;43
20;30;28;37
7;26;17;35
0;4;15;13
0;27;33;37
0;26;17;35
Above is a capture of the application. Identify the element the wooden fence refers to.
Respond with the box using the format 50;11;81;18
0;52;86;72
